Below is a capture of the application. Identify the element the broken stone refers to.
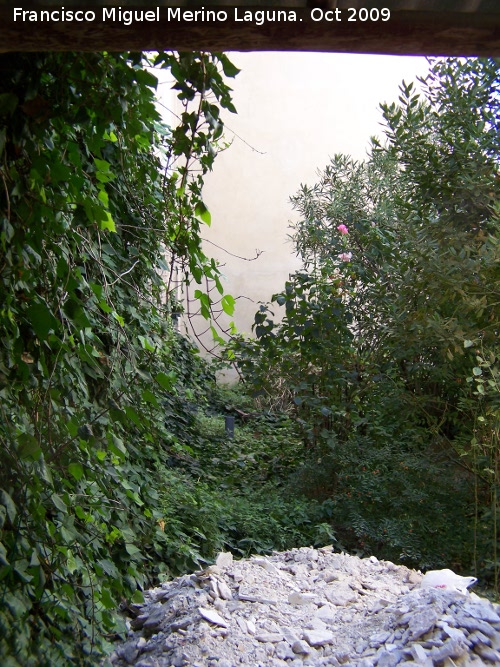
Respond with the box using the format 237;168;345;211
110;547;500;667
468;630;492;647
216;578;233;601
439;621;468;643
255;632;283;643
170;615;195;632
142;606;166;632
288;591;317;605
455;612;497;637
197;607;228;628
474;643;500;662
215;552;233;569
118;645;140;665
376;649;400;667
411;643;428;663
316;604;337;622
238;587;278;605
281;626;301;644
275;640;296;660
464;599;500;623
407;570;423;585
355;640;369;654
370;598;392;613
407;608;438;639
325;582;358;606
369;631;391;646
303;629;335;647
292;639;311;654
253;557;280;575
429;637;469;662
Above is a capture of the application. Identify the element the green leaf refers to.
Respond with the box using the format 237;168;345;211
126;489;144;506
26;301;59;340
109;434;127;456
132;590;144;604
4;592;28;618
138;335;155;352
68;463;84;481
134;68;159;89
210;325;225;346
100;587;116;609
51;494;68;514
221;294;235;316
124;406;142;427
0;541;9;566
50;162;71;184
219;54;241;78
464;339;474;348
125;543;144;558
17;433;41;460
98;188;109;208
66;550;77;574
0;490;16;524
104;130;118;142
142;389;160;408
155;371;176;390
194;201;211;226
99;299;113;314
89;282;103;299
473;367;483;376
194;289;211;319
35;457;53;484
94;158;111;173
74;505;86;520
98;559;120;578
100;211;116;232
112;311;125;327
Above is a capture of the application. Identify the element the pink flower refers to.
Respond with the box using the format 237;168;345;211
339;252;352;262
337;224;349;235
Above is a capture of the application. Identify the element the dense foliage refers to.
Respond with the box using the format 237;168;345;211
3;50;500;665
0;50;244;665
156;402;336;562
232;58;500;582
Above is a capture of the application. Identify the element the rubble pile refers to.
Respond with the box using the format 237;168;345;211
110;547;500;667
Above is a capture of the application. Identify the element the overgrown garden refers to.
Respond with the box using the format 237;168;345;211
1;52;500;666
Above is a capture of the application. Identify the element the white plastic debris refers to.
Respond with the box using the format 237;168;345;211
420;568;477;593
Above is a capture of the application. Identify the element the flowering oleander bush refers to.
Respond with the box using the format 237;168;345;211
230;58;500;583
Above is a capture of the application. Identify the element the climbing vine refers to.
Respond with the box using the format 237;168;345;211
0;50;238;665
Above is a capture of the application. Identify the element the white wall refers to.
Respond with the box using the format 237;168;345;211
158;52;429;354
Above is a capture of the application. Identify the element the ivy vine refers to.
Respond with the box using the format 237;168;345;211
0;50;238;665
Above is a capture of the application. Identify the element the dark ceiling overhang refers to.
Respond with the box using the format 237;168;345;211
1;1;500;55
